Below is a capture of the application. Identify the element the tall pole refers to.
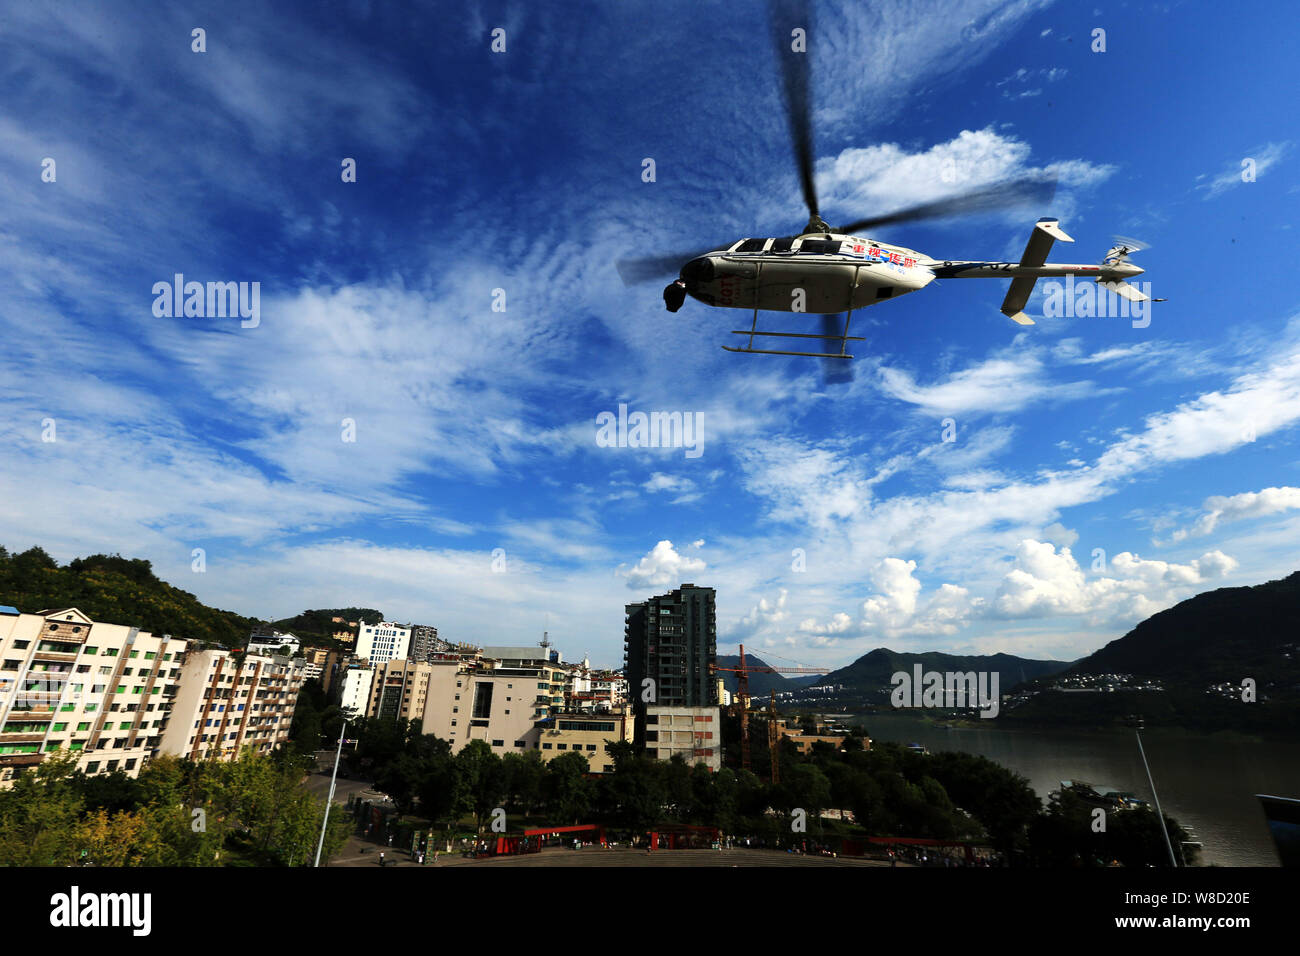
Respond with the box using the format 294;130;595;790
315;715;348;868
1135;730;1178;867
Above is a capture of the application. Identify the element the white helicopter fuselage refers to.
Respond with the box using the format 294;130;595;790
682;233;934;313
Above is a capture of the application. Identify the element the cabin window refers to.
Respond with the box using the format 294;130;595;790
770;237;795;252
736;238;767;253
798;239;841;255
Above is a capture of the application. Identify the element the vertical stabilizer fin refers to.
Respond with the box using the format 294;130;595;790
1001;218;1074;324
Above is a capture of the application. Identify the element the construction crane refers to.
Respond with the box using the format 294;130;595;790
713;644;821;781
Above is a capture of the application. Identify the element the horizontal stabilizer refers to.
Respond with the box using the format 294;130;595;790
1097;279;1150;302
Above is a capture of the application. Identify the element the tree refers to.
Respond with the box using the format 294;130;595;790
693;765;737;831
0;750;82;865
416;749;462;825
660;755;694;821
454;740;505;830
599;752;666;833
501;750;545;815
375;753;426;817
544;752;593;825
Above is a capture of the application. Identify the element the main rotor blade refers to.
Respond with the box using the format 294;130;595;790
835;176;1057;236
616;250;713;286
771;0;818;219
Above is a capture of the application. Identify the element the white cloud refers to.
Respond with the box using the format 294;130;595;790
618;540;707;589
874;354;1104;416
1166;487;1300;542
643;473;696;495
1198;142;1292;198
993;539;1238;624
816;128;1114;223
799;558;980;640
732;588;790;640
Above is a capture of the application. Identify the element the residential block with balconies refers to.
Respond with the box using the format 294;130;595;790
0;606;187;785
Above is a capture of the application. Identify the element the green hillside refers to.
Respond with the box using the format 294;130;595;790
821;648;1072;694
272;607;383;646
1071;570;1300;681
0;545;256;648
1002;570;1300;734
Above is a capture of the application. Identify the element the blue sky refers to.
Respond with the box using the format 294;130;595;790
1;0;1297;670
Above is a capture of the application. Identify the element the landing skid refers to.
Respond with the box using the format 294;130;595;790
722;261;864;359
722;330;861;359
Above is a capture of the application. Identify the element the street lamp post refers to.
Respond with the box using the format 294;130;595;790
315;710;354;867
1135;729;1179;868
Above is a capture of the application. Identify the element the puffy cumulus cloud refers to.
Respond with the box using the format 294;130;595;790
617;540;706;589
731;589;790;641
799;558;979;640
1166;487;1300;543
860;557;924;624
993;539;1238;624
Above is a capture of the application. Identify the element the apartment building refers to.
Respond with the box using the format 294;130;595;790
355;621;411;666
367;659;435;722
339;665;374;717
482;645;566;715
301;646;330;682
644;705;722;771
625;584;717;747
534;710;632;773
157;648;307;761
0;606;187;785
416;653;569;755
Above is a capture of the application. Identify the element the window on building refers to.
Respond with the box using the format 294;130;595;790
83;646;98;655
542;743;552;750
471;683;493;719
86;761;101;772
514;740;526;748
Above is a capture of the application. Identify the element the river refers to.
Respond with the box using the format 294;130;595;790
841;713;1300;866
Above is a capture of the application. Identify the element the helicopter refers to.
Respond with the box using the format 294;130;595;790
616;1;1161;361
